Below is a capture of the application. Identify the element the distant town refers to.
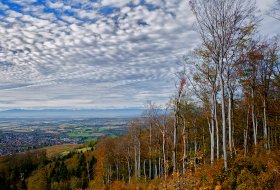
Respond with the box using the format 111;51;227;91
0;118;131;156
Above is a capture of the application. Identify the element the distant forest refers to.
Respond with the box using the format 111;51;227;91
0;0;280;189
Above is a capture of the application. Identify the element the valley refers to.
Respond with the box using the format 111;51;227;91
0;118;130;156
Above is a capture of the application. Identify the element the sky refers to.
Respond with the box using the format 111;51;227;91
0;0;279;110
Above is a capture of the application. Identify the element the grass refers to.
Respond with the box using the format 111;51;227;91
61;146;93;156
64;126;124;143
42;144;81;158
97;126;122;132
108;133;117;138
66;130;105;140
84;137;99;142
76;147;92;152
66;131;91;137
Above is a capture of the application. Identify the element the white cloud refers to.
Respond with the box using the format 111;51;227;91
101;0;131;7
48;1;64;9
0;0;278;109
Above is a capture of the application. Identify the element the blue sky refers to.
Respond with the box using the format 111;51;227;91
0;0;279;110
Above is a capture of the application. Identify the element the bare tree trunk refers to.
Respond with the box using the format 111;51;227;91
128;161;131;183
127;148;131;183
138;140;141;179
203;125;206;165
232;100;237;155
194;125;198;156
162;131;167;181
263;99;269;150
149;124;152;179
116;160;119;180
251;88;257;147
228;90;233;159
208;118;215;165
211;91;216;165
134;146;137;180
244;104;250;156
214;93;219;159
219;71;228;169
172;112;177;173
154;161;158;178
183;118;187;173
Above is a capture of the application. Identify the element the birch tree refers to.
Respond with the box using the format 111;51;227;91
189;0;257;169
257;40;278;150
172;76;186;172
191;49;219;164
128;119;143;180
148;103;170;181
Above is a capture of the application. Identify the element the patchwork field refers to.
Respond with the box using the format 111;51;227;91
0;118;131;156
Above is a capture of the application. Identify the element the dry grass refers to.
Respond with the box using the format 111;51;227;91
41;144;81;158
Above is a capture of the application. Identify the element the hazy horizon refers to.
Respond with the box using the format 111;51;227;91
0;108;144;118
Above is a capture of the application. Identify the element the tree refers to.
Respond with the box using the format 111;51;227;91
189;0;257;169
172;74;187;172
187;50;219;165
152;104;171;181
238;39;259;149
128;119;143;180
254;40;278;150
238;38;279;151
143;102;157;180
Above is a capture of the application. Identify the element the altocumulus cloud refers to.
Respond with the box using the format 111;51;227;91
0;0;278;109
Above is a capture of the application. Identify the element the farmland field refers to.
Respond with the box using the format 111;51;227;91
0;118;131;156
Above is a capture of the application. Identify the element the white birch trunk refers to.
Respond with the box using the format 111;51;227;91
172;112;177;173
214;93;219;159
228;89;233;159
219;69;228;169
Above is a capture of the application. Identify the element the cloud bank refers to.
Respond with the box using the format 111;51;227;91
0;0;278;109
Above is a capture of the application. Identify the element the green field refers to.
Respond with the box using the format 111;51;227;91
64;125;125;141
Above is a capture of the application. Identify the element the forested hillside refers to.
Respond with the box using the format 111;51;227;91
0;138;279;189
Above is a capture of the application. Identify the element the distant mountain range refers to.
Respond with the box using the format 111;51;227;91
0;109;144;118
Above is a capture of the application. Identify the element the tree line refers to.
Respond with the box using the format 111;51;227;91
92;0;280;188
